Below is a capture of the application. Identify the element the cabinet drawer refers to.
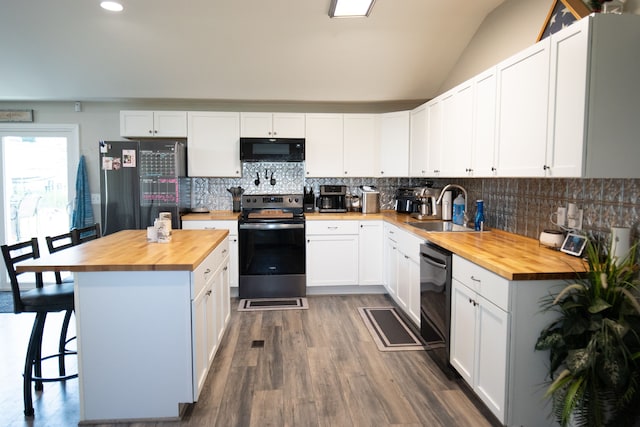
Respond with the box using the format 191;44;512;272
306;220;359;235
453;255;509;311
192;239;229;298
182;220;237;236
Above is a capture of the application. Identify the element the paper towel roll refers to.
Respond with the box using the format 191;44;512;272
611;226;631;264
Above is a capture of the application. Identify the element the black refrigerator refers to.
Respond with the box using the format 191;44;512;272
99;140;187;236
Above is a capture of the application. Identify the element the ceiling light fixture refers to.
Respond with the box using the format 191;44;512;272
328;0;376;18
100;1;124;12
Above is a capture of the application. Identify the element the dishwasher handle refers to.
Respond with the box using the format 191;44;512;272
420;252;448;269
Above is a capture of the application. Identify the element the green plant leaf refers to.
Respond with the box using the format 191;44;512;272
589;297;612;314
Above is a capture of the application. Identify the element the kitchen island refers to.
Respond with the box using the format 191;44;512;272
16;229;230;423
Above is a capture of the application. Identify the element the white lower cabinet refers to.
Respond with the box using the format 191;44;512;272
191;240;230;400
306;221;359;287
182;220;238;290
451;278;508;422
383;223;422;325
451;254;566;426
358;221;383;286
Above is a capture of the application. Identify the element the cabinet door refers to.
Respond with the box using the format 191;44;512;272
343;114;377;177
406;255;420;325
305;114;344;177
384;235;398;297
441;83;474;177
120;110;154;137
425;98;442;176
495;40;550;177
396;252;411;312
358;221;383;286
472;68;498;177
378;111;409;177
272;113;305;138
475;296;509;423
191;285;210;399
409;103;429;177
187;112;241;177
450;279;476;385
240;112;273;137
153;111;187;137
306;235;358;286
545;18;589;177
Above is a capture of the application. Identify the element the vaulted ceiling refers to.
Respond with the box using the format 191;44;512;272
0;0;505;102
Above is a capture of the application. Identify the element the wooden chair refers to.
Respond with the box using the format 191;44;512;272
1;238;77;416
72;223;101;245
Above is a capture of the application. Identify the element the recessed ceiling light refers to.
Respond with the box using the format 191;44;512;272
329;0;376;18
100;1;124;12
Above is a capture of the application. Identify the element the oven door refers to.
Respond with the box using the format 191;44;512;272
238;221;306;298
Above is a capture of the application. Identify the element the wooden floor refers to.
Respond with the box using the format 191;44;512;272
0;294;498;427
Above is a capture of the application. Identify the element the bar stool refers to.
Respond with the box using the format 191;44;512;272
45;230;77;376
72;223;101;245
1;238;77;417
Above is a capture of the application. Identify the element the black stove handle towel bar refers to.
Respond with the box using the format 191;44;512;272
239;223;305;230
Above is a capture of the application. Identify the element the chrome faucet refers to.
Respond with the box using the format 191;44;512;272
436;184;469;226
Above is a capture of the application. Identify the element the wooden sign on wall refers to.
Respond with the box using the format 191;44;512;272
0;109;34;122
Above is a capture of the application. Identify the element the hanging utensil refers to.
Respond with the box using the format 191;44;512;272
270;172;276;186
254;172;260;186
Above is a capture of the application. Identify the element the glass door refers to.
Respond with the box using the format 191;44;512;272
0;124;79;289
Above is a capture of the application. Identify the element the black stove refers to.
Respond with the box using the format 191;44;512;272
238;193;306;299
239;194;304;223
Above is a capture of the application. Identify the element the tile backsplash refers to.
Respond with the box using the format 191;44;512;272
189;165;639;245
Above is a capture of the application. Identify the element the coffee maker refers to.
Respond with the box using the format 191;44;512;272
317;185;347;213
395;187;418;214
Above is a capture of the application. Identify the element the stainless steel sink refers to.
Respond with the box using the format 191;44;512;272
407;221;485;232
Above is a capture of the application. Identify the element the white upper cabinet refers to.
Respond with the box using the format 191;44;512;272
343;114;377;177
425;97;442;177
440;81;474;177
409;103;429;177
546;14;640;178
240;112;305;138
120;110;187;138
494;39;550;177
304;113;344;177
378;111;410;177
471;67;498;177
187;112;241;177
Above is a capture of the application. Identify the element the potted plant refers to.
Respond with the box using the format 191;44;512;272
535;239;640;426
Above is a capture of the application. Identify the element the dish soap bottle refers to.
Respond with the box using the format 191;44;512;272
474;200;485;231
452;194;465;225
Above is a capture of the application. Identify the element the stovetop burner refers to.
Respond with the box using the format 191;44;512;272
240;194;304;221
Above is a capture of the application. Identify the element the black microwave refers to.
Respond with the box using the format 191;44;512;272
240;137;305;162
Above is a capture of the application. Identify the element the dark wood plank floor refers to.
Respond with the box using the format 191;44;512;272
0;294;499;427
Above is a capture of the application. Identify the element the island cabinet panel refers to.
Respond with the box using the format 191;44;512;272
72;234;230;422
75;270;194;421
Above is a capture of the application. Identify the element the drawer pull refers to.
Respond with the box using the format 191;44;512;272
327;226;338;230
471;275;481;282
204;227;216;229
204;268;211;274
223;266;228;271
222;249;228;254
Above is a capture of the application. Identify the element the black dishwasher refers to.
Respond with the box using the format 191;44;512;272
419;242;452;373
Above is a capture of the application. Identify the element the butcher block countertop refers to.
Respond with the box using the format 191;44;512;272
182;211;240;221
16;229;228;273
306;210;587;281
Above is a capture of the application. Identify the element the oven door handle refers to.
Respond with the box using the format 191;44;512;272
420;252;448;269
239;223;305;230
